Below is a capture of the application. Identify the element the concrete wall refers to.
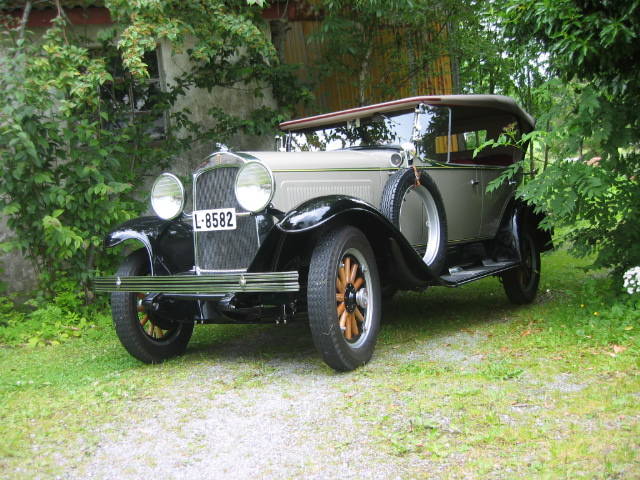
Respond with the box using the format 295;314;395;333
157;35;278;176
0;217;36;296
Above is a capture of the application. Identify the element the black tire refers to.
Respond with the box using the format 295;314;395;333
501;231;540;304
380;168;447;275
308;226;381;371
111;249;194;363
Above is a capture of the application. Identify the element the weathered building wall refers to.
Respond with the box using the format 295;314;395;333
0;218;36;296
157;34;278;176
0;23;278;295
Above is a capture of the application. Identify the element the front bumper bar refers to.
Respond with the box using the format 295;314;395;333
94;271;299;294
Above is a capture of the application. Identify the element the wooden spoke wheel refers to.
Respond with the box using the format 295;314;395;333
335;253;369;345
136;293;173;341
111;249;194;364
308;226;381;371
501;231;541;305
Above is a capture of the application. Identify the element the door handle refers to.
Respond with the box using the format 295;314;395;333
470;179;479;186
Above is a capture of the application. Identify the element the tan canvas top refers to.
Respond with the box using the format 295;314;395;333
280;95;535;132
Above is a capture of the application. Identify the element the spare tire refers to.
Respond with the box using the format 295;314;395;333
380;168;447;275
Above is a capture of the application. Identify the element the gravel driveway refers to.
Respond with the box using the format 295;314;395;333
60;323;481;480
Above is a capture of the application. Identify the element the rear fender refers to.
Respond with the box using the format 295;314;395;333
512;201;553;253
496;200;553;260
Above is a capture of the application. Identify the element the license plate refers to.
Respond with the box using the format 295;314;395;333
193;208;237;232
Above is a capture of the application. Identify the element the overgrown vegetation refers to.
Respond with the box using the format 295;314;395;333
0;282;95;347
459;0;640;274
0;0;308;301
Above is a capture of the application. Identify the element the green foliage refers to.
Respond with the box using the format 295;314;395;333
310;0;471;104
0;1;308;300
0;281;100;346
0;26;148;295
518;156;640;273
493;1;640;274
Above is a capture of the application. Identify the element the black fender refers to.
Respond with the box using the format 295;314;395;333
511;200;553;253
494;199;553;265
247;195;440;289
105;216;194;275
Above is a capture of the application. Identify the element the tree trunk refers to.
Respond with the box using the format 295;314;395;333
84;245;96;304
358;43;372;106
12;1;32;49
542;118;550;171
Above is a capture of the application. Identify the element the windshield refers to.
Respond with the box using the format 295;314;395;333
286;106;451;158
287;110;415;152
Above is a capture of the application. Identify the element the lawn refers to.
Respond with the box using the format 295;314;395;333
0;250;638;478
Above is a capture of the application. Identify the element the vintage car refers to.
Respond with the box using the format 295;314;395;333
95;94;551;371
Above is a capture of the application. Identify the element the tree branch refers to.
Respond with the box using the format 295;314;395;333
17;1;32;43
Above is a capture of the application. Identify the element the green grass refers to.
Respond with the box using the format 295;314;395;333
1;249;639;478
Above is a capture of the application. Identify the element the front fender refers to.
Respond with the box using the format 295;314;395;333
248;195;440;287
105;216;194;274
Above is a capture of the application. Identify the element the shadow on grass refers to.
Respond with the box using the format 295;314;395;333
182;275;520;367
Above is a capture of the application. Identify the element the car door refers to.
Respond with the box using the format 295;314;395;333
426;164;482;243
476;116;522;238
479;163;516;238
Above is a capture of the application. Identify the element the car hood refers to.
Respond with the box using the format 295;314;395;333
242;149;398;171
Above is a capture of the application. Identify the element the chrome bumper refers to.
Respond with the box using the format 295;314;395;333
94;271;299;294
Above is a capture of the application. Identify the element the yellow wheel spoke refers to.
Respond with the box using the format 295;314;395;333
337;302;345;316
140;314;149;327
349;262;358;283
338;266;347;287
339;310;348;331
355;308;365;323
351;314;359;336
353;277;364;290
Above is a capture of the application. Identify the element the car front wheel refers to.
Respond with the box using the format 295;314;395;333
501;231;541;304
111;249;194;363
307;226;381;371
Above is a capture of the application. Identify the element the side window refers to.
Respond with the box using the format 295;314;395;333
416;106;450;162
94;46;167;139
448;107;521;167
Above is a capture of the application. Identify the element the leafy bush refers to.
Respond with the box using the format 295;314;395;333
0;282;102;347
0;2;309;302
519;154;640;275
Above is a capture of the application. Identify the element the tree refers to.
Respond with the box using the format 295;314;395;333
0;0;306;300
309;0;474;105
499;0;640;274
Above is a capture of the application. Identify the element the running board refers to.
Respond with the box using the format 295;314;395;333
439;260;519;286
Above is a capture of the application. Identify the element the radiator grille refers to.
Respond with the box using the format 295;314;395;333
194;167;259;271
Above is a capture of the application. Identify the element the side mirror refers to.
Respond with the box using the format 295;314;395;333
400;142;417;165
275;134;288;152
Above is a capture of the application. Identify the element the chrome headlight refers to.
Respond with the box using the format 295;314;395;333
234;161;275;212
151;173;185;220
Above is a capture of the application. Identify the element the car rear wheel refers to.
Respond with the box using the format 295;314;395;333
307;226;381;371
111;249;194;363
380;168;447;275
501;231;540;304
